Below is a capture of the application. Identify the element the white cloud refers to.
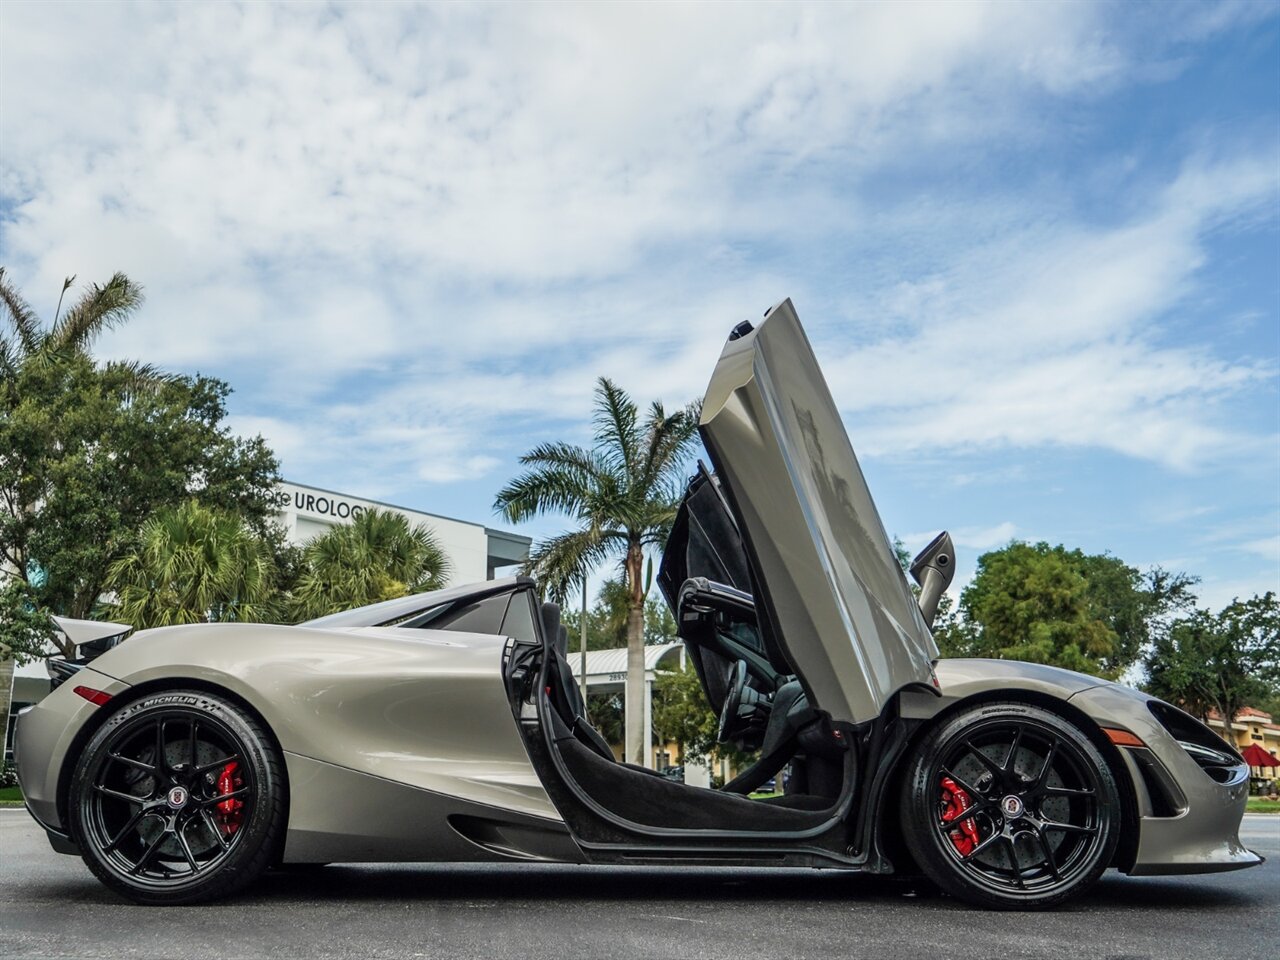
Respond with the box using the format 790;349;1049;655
902;521;1018;556
821;154;1278;470
1;0;1276;491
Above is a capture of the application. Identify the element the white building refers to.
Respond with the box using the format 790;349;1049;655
277;480;530;582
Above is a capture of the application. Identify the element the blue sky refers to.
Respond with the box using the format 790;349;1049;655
2;1;1277;610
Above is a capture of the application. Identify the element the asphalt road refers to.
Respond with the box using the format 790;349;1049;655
1;809;1276;960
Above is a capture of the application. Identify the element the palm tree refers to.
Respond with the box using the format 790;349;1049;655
0;268;172;400
495;378;700;766
106;501;279;628
290;508;451;621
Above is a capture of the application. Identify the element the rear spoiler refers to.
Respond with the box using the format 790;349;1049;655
46;615;132;689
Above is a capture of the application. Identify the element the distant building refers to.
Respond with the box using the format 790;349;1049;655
1207;706;1280;775
276;480;530;581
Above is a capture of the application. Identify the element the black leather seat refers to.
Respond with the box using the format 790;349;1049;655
542;602;616;761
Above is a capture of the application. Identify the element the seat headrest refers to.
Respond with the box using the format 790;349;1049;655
541;601;561;648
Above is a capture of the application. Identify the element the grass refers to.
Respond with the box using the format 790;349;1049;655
0;786;24;806
1246;798;1280;814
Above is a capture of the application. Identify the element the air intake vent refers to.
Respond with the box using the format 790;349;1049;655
1148;701;1248;786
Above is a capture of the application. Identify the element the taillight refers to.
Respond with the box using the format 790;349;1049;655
72;685;112;706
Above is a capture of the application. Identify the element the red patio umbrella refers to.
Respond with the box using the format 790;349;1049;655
1240;742;1280;770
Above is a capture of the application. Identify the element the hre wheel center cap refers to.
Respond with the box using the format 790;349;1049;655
166;785;189;809
1000;794;1024;819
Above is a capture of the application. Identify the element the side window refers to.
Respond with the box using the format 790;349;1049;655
501;591;539;643
413;593;511;635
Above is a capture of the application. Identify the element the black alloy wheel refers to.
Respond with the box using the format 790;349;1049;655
69;690;285;905
901;701;1120;909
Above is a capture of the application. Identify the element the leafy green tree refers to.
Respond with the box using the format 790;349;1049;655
1144;593;1280;724
494;378;700;765
106;501;278;628
951;541;1195;678
586;692;624;749
1;270;283;660
652;660;720;762
290;508;450;621
652;660;757;768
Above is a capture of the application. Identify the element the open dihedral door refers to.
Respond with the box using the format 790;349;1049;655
680;300;939;726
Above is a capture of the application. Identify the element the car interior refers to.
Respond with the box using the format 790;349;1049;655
514;465;859;835
537;596;852;832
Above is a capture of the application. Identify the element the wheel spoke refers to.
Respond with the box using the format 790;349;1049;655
199;809;230;850
1043;784;1094;798
960;831;1002;862
199;786;249;806
1003;836;1025;888
131;829;168;876
103;809;148;852
193;754;240;775
154;719;168;775
94;784;147;805
941;767;984;799
964;741;1005;781
1003;725;1024;774
176;822;201;875
938;809;974;830
1041;818;1097;836
937;801;992;830
1032;828;1061;880
108;752;157;776
1033;738;1059;790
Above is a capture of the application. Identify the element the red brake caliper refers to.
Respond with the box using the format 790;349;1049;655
940;775;981;856
215;761;245;837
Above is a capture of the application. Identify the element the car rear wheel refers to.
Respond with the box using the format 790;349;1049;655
900;701;1120;910
69;689;285;905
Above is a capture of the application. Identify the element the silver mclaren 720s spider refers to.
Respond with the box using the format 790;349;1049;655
14;299;1262;908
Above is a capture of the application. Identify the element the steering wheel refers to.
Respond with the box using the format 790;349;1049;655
718;659;757;743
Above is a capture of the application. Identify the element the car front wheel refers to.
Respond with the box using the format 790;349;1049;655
69;689;285;905
900;701;1120;909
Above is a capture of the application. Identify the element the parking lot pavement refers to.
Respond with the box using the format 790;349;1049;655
1;809;1276;960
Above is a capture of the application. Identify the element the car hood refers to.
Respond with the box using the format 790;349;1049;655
692;299;938;724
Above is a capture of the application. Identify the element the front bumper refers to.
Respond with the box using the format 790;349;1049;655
1070;685;1263;875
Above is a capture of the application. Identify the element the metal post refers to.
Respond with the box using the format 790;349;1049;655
580;577;589;720
643;674;653;770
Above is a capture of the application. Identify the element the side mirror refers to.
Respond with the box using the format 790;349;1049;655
909;532;955;629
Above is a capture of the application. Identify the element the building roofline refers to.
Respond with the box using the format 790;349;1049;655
282;479;527;544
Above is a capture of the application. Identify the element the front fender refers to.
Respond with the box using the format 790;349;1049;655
900;658;1106;719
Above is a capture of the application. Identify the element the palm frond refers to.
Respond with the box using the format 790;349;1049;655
494;462;597;523
100;359;185;398
593;377;641;476
525;527;621;604
50;272;144;354
637;399;701;495
0;267;43;355
517;441;607;480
